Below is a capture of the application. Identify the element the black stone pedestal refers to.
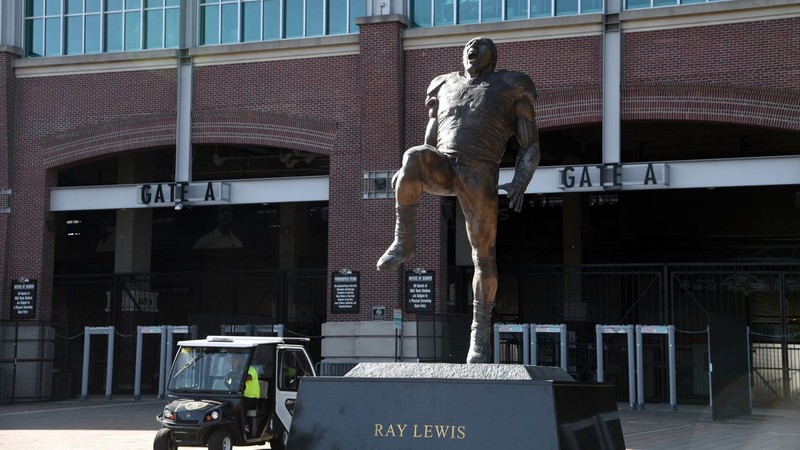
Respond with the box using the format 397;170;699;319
287;363;624;450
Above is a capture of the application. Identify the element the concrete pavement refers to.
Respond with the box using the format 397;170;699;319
1;397;799;449
619;403;800;450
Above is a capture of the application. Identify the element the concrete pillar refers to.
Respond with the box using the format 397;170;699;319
176;0;195;184
280;203;298;270
365;0;405;16
562;192;583;267
115;155;152;274
0;1;23;49
562;192;585;320
603;0;622;164
114;210;153;274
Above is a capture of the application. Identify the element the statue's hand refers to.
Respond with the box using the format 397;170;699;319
498;182;525;213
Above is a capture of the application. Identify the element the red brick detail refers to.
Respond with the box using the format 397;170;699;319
623;18;800;90
40;114;177;168
622;83;800;131
192;109;337;154
538;84;603;129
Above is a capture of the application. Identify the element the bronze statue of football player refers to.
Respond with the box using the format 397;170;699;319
377;37;541;363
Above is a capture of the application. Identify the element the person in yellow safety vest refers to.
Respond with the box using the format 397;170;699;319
226;354;261;437
243;364;260;399
227;355;260;399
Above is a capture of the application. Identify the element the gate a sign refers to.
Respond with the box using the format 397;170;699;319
11;279;37;319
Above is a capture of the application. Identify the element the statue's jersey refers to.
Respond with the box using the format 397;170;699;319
428;70;537;164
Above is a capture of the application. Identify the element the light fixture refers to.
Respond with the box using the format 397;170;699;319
174;202;183;211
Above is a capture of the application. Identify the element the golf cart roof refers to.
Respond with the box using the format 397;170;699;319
177;335;310;348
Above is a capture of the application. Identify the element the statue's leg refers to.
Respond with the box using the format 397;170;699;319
376;203;418;271
377;146;453;272
467;256;497;364
456;162;499;364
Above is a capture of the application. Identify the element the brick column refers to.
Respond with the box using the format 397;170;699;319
326;15;450;322
0;49;18;319
357;15;407;320
1;47;55;322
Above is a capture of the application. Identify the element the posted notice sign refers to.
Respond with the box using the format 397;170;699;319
11;280;37;319
406;271;434;312
331;271;359;313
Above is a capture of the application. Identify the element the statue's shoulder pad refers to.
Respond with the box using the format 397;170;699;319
427;72;459;94
497;70;538;100
497;70;535;86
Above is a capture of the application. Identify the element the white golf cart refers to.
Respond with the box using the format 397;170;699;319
154;335;316;450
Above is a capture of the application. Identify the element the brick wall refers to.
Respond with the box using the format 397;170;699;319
0;50;17;315
5;69;177;320
622;17;800;128
623;18;800;89
2;10;800;325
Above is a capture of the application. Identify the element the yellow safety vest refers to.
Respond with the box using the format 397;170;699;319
244;366;260;399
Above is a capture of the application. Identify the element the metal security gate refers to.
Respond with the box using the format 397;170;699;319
51;269;326;400
670;264;800;406
0;321;56;404
441;262;800;407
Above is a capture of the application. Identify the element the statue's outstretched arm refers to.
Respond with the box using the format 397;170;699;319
500;99;540;212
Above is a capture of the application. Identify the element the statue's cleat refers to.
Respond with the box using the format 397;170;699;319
376;243;413;271
466;343;490;364
466;320;491;363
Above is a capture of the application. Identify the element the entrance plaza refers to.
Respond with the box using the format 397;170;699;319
0;397;799;449
1;0;800;432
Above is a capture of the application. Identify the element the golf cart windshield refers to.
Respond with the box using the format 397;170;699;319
168;347;252;394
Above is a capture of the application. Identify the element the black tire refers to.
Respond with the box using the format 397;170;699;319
207;429;233;450
153;428;177;450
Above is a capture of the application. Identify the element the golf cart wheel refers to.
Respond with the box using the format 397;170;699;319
153;428;177;450
207;429;233;450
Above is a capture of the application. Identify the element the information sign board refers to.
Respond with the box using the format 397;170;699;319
331;271;360;313
406;271;434;312
11;279;37;319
